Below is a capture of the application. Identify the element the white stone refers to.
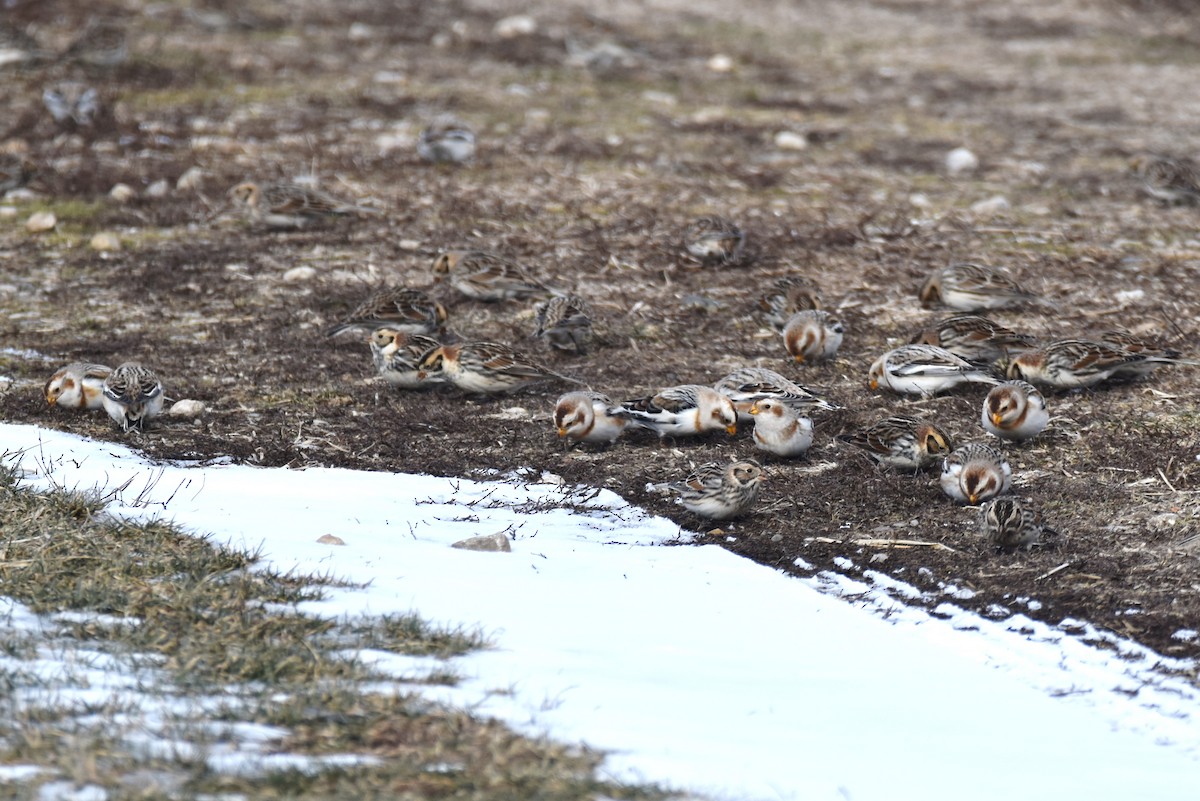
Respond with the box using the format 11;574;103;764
109;183;136;202
494;14;537;38
969;195;1009;216
175;166;205;191
642;90;677;106
282;266;317;282
1114;289;1144;303
774;131;808;151
168;399;206;418
451;532;512;552
89;232;121;251
0;206;16;219
398;239;421;251
25;211;56;232
347;23;374;41
317;533;346;545
707;53;734;73
4;188;37;202
145;179;171;198
945;147;979;174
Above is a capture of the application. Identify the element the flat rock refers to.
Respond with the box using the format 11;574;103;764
451;532;512;552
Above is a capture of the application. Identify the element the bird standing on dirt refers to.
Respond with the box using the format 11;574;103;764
101;362;164;431
228;181;380;229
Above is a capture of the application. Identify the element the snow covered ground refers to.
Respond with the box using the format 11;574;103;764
2;422;1198;801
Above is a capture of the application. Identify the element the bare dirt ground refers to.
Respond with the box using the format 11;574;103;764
3;0;1200;666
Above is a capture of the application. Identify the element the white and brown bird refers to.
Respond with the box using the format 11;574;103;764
369;328;443;389
1133;154;1200;205
0;152;33;195
837;416;953;471
534;294;593;354
101;362;164;431
667;459;765;520
417;341;570;394
44;362;112;410
417;116;477;164
758;276;821;331
782;310;844;364
431;250;555;302
910;314;1035;366
980;497;1052;552
919;263;1044;312
982;380;1048;442
682;215;745;265
613;384;738;438
749;399;813;459
1097;329;1190;380
326;287;447;337
42;81;101;127
869;344;1000;397
1006;338;1199;389
940;443;1011;506
553;391;627;445
713;366;839;423
228;181;379;229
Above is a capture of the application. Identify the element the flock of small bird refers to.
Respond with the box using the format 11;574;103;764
22;33;1199;554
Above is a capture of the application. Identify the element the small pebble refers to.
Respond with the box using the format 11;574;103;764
175;166;205;191
25;211;56;232
707;54;734;72
317;533;346;546
89;232;121;251
774;131;807;150
145;179;171;198
109;183;136;202
168;399;206;418
945;147;979;174
494;14;536;38
282;265;317;282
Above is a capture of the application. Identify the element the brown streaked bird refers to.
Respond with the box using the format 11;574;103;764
534;294;593;354
1006;338;1200;389
682;215;745;265
837;416;953;471
666;459;765;520
919;263;1045;312
939;443;1011;506
553;391;627;445
326;287;447;337
980;497;1053;552
44;362;112;410
759;275;821;332
228;181;380;229
869;344;1000;397
982;380;1048;442
1097;328;1189;380
911;314;1035;366
612;384;738;438
101;362;164;431
369;328;443;389
1133;154;1200;205
782;310;844;364
431;249;556;302
417;341;573;394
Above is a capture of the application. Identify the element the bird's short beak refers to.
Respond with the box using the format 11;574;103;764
749;405;760;416
991;413;1004;426
45;396;54;406
417;371;428;380
794;354;805;363
725;424;738;435
869;379;879;390
556;427;567;437
968;494;978;505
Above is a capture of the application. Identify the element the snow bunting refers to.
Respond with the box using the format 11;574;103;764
940;443;1011;505
534;294;593;354
228;181;379;229
910;314;1035;366
613;384;738;438
919;263;1043;312
783;310;844;364
668;459;765;520
869;344;1000;397
758;276;821;331
45;362;112;410
982;380;1048;442
553;391;627;444
0;153;32;194
326;287;447;337
417;341;570;394
369;328;443;388
837;416;953;471
980;497;1050;551
712;366;839;423
1006;338;1199;389
682;215;745;264
749;399;813;458
42;82;101;127
431;250;555;302
417;117;477;164
1133;154;1200;205
101;362;164;431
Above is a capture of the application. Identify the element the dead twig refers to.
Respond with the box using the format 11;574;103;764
1036;561;1071;582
